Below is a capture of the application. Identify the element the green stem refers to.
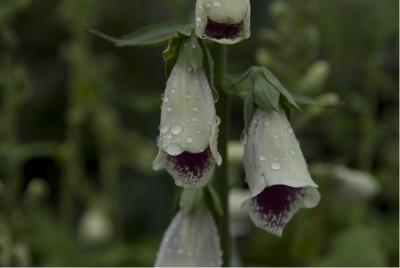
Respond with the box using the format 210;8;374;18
213;44;230;267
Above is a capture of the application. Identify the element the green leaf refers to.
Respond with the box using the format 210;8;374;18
243;87;255;132
88;21;193;46
261;68;302;111
206;184;223;216
179;188;204;214
292;92;339;108
254;71;280;111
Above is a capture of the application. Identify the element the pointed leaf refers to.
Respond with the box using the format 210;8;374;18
89;22;193;46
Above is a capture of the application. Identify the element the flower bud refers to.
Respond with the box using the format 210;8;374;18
155;207;222;267
195;0;251;44
242;108;320;236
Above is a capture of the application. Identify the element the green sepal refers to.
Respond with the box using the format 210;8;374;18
88;21;193;46
292;92;339;108
254;71;280;112
206;184;223;216
182;35;204;72
261;68;302;111
162;36;183;78
179;188;204;214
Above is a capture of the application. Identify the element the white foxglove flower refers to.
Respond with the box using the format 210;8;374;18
153;49;221;188
195;0;251;44
242;108;320;236
155;207;222;267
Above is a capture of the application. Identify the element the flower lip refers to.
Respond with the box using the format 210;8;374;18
205;17;244;40
244;185;320;236
167;147;214;187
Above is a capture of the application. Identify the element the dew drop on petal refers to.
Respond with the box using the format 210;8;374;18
273;134;278;139
259;154;266;161
192;118;198;122
290;149;296;155
192;107;199;112
186;137;193;144
264;121;270;126
270;162;281;170
166;144;183;155
166;106;172;112
288;127;293;134
215;116;221;125
161;124;170;134
171;125;182;135
167;135;172;139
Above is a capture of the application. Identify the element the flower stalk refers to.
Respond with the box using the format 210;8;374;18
212;43;230;267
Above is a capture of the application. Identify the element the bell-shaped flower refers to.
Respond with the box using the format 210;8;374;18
153;48;222;188
155;207;222;267
195;0;251;44
242;108;320;236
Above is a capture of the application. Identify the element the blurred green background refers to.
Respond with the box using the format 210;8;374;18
0;0;398;266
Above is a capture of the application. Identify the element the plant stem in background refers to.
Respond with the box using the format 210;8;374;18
212;44;230;267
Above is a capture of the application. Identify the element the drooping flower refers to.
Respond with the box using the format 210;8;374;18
155;207;222;267
242;108;320;236
195;0;251;44
153;48;221;188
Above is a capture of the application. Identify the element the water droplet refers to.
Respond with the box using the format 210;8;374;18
163;96;169;102
213;1;221;6
171;89;175;93
192;118;198;122
290;149;295;155
196;131;201;134
167;135;172;139
197;94;201;98
166;144;183;155
259;155;266;161
192;107;199;112
166;106;172;112
192;43;196;49
270;162;281;170
264;121;270;126
185;94;191;99
215;116;221;125
171;125;182;135
177;248;184;254
283;157;288;161
161;124;169;133
186;137;193;144
274;157;278;161
273;134;278;139
288;127;293;134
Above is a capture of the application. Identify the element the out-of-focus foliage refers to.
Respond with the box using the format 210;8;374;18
0;0;398;266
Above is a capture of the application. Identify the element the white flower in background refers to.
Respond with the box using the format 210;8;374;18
242;108;320;236
333;165;380;201
195;0;251;44
153;48;221;188
155;207;222;267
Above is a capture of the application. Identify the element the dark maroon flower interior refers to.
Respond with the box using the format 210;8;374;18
253;185;305;229
205;18;243;40
167;148;213;185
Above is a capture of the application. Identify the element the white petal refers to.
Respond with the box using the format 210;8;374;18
244;108;318;197
242;185;320;236
195;0;251;44
155;208;222;267
158;50;217;155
